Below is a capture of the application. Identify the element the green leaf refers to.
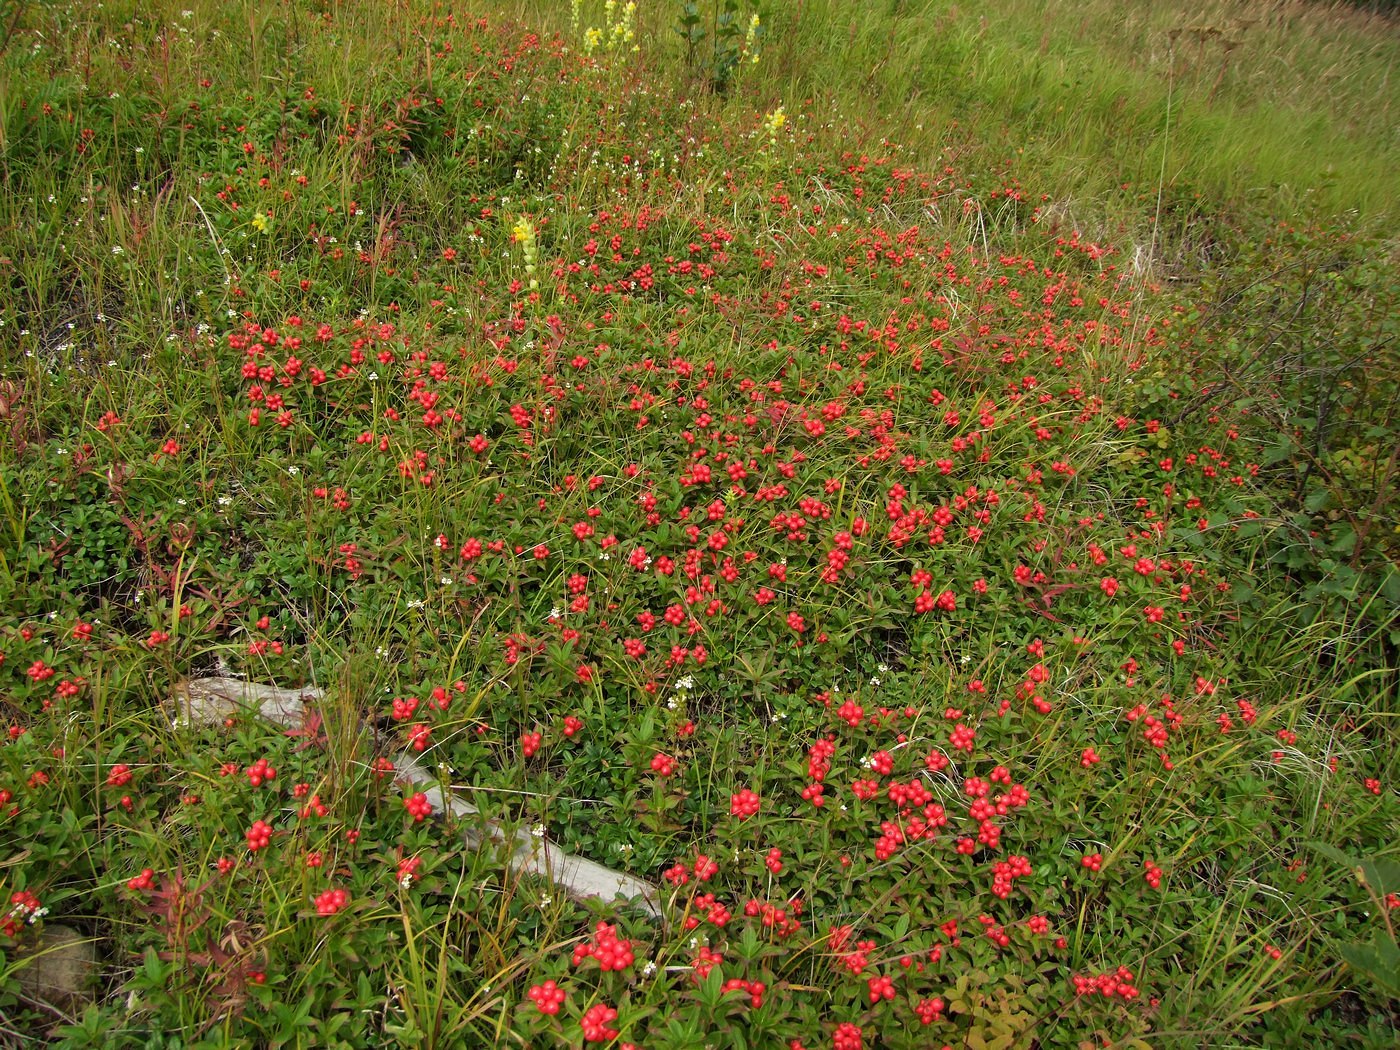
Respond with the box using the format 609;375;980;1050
1337;938;1400;997
1304;486;1332;512
1304;840;1358;873
1359;858;1400;898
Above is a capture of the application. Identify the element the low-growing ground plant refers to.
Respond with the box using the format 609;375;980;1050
0;1;1395;1047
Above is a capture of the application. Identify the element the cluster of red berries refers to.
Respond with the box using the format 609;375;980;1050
730;787;760;819
245;819;273;851
572;921;635;972
404;792;433;822
1071;966;1141;1000
649;752;676;776
314;888;350;915
580;1003;619;1043
526;979;566;1015
914;996;945;1024
1144;859;1163;888
721;977;766;1008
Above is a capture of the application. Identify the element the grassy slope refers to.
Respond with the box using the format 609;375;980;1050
0;0;1395;1047
755;0;1400;238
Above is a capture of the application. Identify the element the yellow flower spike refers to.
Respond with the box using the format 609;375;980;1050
513;216;539;292
743;12;761;60
252;212;272;235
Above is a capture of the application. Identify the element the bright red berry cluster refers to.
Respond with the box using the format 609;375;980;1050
914;996;945;1024
649;752;676;776
580;1002;619;1043
245;819;273;852
866;973;896;1004
572;921;635;972
730;787;760;819
404;792;433;821
1071;966;1141;1000
314;888;350;915
527;979;566;1015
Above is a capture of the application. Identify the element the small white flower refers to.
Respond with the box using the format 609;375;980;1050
538;893;553;907
615;842;632;854
641;960;656;978
286;465;299;476
406;599;425;610
111;245;124;255
440;576;452;586
530;823;546;839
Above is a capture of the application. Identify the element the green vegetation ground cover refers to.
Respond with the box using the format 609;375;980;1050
0;0;1396;1046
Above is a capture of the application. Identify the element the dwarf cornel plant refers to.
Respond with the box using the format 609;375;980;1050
0;1;1395;1048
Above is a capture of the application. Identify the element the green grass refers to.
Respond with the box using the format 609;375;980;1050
614;0;1399;265
0;0;1396;1047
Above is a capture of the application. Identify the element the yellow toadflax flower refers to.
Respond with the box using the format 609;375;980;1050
743;13;761;64
513;217;540;291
